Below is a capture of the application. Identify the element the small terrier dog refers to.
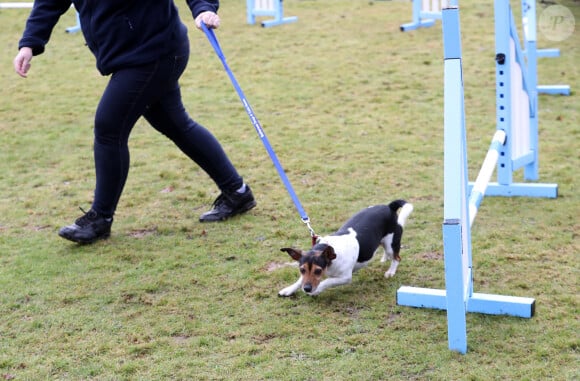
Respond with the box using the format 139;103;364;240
279;200;413;296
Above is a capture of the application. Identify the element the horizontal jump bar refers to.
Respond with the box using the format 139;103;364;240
468;130;506;226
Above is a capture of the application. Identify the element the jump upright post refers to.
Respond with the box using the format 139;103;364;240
246;0;297;28
396;6;537;354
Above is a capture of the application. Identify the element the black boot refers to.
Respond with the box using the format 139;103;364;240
199;185;257;222
58;208;113;244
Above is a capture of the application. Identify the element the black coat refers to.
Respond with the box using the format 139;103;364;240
18;0;219;75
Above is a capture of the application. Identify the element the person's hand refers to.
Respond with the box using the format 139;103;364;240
14;47;33;78
195;11;220;30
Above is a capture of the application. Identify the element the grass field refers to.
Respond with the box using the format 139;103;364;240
0;0;578;379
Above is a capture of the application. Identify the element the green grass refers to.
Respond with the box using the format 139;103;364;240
0;0;578;379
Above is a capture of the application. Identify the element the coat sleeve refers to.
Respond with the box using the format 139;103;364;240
185;0;219;19
18;0;73;56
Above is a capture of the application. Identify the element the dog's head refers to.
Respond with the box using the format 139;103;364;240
280;244;337;294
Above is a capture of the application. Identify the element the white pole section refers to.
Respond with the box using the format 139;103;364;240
469;129;507;226
0;3;34;8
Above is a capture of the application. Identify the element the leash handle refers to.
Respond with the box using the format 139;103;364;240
201;24;316;238
201;23;224;61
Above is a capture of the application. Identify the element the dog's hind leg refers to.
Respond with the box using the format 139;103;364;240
380;233;394;263
384;203;412;278
382;227;402;278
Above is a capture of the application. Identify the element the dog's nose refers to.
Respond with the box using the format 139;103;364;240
303;284;312;293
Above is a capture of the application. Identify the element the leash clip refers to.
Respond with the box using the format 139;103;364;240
302;218;318;246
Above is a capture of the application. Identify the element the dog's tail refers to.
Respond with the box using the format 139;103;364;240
388;199;414;227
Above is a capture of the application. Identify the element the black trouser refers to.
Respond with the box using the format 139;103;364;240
92;40;242;217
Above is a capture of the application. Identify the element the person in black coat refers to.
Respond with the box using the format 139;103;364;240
13;0;257;244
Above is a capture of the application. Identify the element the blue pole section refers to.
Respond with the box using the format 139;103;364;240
494;0;513;187
246;0;256;24
442;6;469;354
442;221;468;353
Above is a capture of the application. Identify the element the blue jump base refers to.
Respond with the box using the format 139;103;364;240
475;182;557;198
397;287;536;318
246;0;297;28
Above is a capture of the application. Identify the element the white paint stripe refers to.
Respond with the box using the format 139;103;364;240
469;130;506;226
0;3;34;8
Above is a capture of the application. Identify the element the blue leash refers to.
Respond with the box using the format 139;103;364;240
201;24;316;240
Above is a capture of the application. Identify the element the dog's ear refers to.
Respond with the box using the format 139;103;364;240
322;246;337;261
280;247;303;261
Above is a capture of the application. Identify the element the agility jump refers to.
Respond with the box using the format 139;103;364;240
246;0;297;28
400;0;457;31
400;0;570;95
396;3;560;353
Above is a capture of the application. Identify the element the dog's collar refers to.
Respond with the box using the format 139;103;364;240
311;242;329;251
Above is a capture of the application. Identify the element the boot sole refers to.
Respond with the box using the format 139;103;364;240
199;200;257;223
58;230;111;244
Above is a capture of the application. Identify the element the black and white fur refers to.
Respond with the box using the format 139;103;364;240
279;200;413;296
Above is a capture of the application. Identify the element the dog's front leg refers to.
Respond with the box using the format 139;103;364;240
279;276;303;297
309;276;352;295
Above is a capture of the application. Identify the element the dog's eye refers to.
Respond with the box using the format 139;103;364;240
300;268;306;274
314;269;322;276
